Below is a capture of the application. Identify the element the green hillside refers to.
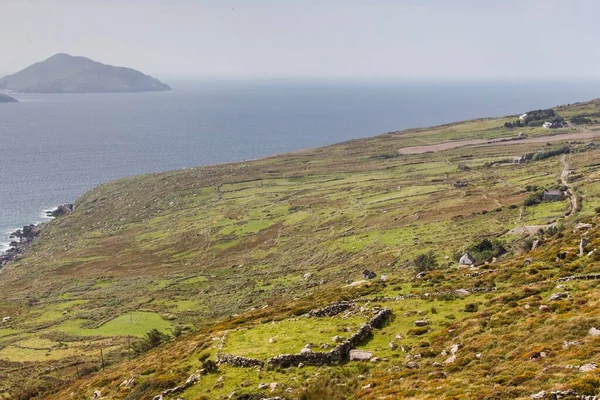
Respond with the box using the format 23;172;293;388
4;100;600;399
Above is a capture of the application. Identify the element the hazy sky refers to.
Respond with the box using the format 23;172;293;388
1;0;598;80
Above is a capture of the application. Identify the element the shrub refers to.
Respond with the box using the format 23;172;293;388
413;251;438;273
133;329;171;354
407;327;429;336
464;303;479;312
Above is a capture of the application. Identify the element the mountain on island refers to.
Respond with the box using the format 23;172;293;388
0;53;171;93
0;93;18;103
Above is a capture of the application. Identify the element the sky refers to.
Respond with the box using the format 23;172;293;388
1;0;599;80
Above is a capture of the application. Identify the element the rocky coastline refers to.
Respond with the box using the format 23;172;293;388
0;204;73;267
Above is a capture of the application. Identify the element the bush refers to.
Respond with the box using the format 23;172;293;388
407;327;429;336
133;329;171;354
464;303;479;312
413;251;438;273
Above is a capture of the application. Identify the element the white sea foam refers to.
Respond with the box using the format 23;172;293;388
0;206;58;256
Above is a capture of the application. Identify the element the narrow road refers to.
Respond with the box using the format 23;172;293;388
560;154;578;217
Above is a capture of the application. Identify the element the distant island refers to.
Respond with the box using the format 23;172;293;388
0;53;171;93
0;94;18;103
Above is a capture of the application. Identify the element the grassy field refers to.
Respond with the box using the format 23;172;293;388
3;100;600;399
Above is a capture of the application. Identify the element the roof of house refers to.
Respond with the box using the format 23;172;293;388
544;189;563;196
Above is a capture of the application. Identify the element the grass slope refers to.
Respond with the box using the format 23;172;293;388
3;99;600;399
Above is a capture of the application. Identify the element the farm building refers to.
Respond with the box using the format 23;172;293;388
543;189;564;201
459;252;475;266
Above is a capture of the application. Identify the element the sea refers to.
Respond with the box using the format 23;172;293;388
2;79;600;251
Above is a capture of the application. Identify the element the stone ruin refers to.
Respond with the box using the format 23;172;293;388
267;308;392;368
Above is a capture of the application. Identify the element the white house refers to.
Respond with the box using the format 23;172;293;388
459;252;475;266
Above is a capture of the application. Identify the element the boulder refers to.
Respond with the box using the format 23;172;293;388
549;292;568;301
349;350;373;361
445;355;456;364
414;320;429;327
530;391;546;400
539;305;550;312
450;344;460;354
579;363;597;373
589;327;600;337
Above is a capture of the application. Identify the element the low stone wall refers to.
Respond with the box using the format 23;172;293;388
557;273;600;282
217;353;264;368
267;308;392;368
307;301;352;318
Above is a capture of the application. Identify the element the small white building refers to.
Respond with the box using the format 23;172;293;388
543;121;553;129
519;113;528;122
459;252;475;266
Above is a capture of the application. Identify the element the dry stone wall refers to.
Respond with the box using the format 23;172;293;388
267;308;392;368
307;301;353;317
217;354;264;368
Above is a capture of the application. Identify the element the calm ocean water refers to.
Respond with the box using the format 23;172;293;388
2;79;600;250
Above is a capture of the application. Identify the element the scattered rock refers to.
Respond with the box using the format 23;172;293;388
362;269;377;279
530;391;546;399
549;292;569;301
303;273;312;280
269;382;279;392
476;353;482;359
1;317;10;323
380;275;387;282
395;333;403;340
450;344;460;354
589;327;600;337
445;355;456;364
361;382;375;390
370;357;381;363
454;289;470;297
406;361;419;369
579;363;597;373
389;342;398;350
414;320;429;327
120;376;136;388
563;340;581;349
539;305;550;312
269;337;276;344
258;383;268;390
332;335;344;343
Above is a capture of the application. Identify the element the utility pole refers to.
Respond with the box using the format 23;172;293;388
101;348;105;371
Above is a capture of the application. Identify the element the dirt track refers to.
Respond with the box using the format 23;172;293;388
398;131;600;154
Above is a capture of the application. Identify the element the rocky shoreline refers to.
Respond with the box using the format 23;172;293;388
0;204;73;267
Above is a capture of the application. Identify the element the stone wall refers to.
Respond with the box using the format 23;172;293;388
307;301;352;318
267;308;392;368
217;353;264;368
557;273;600;282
